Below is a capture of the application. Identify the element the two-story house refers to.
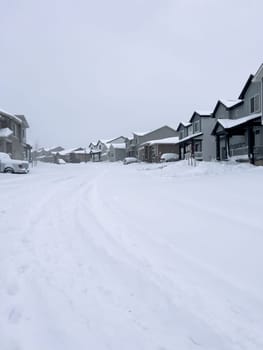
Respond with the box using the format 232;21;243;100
90;136;128;161
212;64;263;165
177;111;216;161
0;109;30;160
127;125;178;160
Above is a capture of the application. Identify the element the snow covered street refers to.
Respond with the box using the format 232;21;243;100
1;161;263;350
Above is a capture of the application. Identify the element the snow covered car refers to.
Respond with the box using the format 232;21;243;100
160;153;179;162
123;157;138;165
0;152;29;174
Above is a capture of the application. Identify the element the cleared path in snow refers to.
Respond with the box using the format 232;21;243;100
0;162;263;350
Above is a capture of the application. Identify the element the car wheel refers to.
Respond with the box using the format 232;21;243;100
4;167;14;174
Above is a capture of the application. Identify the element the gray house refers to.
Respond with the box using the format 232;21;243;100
127;125;178;160
140;136;179;162
108;143;126;162
0;109;31;160
177;111;216;161
212;64;263;165
91;136;128;161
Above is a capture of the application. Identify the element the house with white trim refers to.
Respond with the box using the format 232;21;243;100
212;64;263;165
176;111;216;161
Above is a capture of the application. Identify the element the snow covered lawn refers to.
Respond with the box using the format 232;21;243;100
1;161;263;350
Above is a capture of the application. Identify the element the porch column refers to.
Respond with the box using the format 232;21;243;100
247;125;255;164
216;135;220;160
225;133;230;159
191;139;194;157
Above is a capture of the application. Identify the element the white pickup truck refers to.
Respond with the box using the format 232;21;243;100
0;152;29;174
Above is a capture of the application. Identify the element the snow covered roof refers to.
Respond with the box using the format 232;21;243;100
72;148;92;154
141;136;179;146
0;109;22;124
178;132;203;143
58;148;83;155
219;99;243;109
176;122;191;131
217;113;261;130
0;128;13;138
195;110;212;116
110;143;126;149
15;115;29;128
133;130;151;136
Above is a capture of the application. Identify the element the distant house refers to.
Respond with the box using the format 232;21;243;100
0;109;31;160
70;149;91;163
139;136;179;162
57;147;84;163
108;143;126;162
211;64;263;165
127;125;178;160
34;146;64;163
91;136;128;162
177;111;216;161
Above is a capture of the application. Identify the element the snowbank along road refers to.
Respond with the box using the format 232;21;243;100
0;161;263;350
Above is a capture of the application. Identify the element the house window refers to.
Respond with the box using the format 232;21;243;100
193;120;201;133
250;95;260;113
179;131;184;139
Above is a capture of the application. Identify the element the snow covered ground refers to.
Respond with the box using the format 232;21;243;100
0;160;263;350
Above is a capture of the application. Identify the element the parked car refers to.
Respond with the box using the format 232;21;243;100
160;153;179;162
123;157;138;165
0;152;29;174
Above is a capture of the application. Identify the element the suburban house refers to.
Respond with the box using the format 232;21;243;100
211;64;263;165
127;125;178;160
90;136;128;162
108;143;126;162
57;147;85;163
176;111;216;161
34;146;64;163
0;109;31;160
140;136;179;162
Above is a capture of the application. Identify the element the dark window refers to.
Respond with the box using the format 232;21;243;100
6;142;12;155
250;95;260;113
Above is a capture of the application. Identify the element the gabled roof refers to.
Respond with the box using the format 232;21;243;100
15;114;29;128
212;99;243;116
252;63;263;82
176;122;191;131
189;110;212;122
0;109;22;124
238;74;254;99
58;147;84;155
133;125;177;137
211;112;261;134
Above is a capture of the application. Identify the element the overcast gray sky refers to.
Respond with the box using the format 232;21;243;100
1;0;263;148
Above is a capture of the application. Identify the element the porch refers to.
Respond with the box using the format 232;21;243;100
212;114;263;164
